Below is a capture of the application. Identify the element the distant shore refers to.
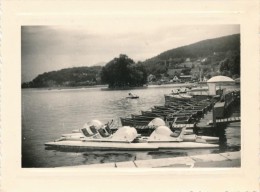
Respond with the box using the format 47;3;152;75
22;82;200;91
21;84;107;90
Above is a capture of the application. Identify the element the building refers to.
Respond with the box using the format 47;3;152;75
179;75;192;81
172;75;179;81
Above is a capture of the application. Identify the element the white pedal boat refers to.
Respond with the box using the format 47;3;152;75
54;119;219;144
45;121;219;151
45;140;218;151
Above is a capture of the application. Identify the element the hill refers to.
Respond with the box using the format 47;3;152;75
22;66;102;88
146;34;239;61
141;34;240;80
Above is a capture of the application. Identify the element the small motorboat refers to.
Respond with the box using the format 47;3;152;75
126;93;139;99
45;119;219;151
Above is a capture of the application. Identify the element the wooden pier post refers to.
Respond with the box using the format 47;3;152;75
212;107;216;127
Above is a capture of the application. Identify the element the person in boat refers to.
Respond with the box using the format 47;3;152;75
129;93;134;96
128;93;138;98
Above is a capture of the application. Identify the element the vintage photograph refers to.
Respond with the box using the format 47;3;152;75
21;25;241;168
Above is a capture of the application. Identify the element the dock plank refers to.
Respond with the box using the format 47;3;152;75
65;162;116;168
116;161;137;168
172;124;194;128
134;156;195;168
65;151;241;168
230;117;235;121
207;116;240;125
220;152;241;160
190;153;228;162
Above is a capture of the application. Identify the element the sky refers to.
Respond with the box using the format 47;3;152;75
22;25;239;82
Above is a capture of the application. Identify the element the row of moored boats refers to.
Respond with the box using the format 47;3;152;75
120;92;218;132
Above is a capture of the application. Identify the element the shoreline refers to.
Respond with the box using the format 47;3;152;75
22;82;198;91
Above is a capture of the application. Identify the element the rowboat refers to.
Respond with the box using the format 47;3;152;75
141;110;164;117
126;93;139;99
170;116;191;124
120;117;150;126
126;96;139;99
122;116;196;127
141;110;190;118
164;94;193;102
131;114;165;121
165;94;215;104
154;105;183;111
151;108;177;114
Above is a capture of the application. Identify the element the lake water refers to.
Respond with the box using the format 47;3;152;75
22;84;240;167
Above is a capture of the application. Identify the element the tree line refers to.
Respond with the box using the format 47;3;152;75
22;55;148;88
22;66;102;88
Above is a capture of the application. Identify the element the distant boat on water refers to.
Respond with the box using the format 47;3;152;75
126;93;139;99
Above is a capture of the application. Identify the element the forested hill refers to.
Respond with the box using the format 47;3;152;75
141;34;240;77
22;66;102;88
143;34;239;65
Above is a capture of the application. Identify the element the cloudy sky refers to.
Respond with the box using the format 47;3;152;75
22;25;239;82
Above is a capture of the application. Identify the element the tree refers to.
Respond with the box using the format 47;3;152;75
219;59;230;72
181;68;191;75
101;54;147;88
219;51;240;77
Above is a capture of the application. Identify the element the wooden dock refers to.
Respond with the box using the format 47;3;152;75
207;117;241;125
195;110;214;128
62;151;240;168
172;123;194;128
110;123;195;131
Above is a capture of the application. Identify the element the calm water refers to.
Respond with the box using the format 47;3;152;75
22;84;240;167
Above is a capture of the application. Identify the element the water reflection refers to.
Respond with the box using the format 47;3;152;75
82;152;135;164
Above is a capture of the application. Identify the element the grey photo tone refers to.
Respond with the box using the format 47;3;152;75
22;25;240;168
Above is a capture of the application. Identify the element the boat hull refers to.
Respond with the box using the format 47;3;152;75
126;96;139;99
45;141;158;151
45;140;219;151
57;132;219;143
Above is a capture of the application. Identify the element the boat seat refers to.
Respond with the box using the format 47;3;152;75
89;126;98;134
81;128;94;137
104;125;113;135
98;128;111;138
170;130;181;138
